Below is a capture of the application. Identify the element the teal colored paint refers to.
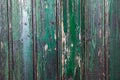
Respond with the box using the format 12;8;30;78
109;0;120;80
0;0;9;80
12;1;22;79
63;0;67;34
66;0;76;79
1;0;120;80
36;0;57;80
22;0;33;80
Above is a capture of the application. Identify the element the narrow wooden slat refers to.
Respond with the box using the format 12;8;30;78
85;0;106;80
109;0;120;80
11;0;22;80
0;0;9;80
36;0;57;79
11;0;33;80
62;0;82;79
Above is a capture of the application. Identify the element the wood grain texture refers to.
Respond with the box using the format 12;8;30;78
0;0;120;80
36;0;57;80
109;0;120;80
11;0;22;80
0;0;9;80
62;0;82;79
11;0;33;80
85;0;106;80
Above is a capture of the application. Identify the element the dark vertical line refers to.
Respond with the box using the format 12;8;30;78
0;4;3;80
84;0;87;79
104;0;106;80
6;1;9;79
104;0;109;80
107;1;110;79
56;0;59;79
59;0;62;79
81;0;85;80
104;0;108;80
7;0;13;80
32;0;37;80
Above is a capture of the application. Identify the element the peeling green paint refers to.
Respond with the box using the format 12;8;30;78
0;0;120;80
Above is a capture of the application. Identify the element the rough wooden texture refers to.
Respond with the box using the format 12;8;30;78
11;0;33;80
85;0;106;80
0;0;9;80
62;0;83;79
0;0;120;80
109;0;120;80
36;0;57;80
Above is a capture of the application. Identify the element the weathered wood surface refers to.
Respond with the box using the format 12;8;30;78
85;0;106;80
109;0;120;80
11;0;33;80
62;0;83;79
36;0;57;80
0;0;8;80
0;0;120;80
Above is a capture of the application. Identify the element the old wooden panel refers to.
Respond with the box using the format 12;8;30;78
109;0;120;80
85;0;106;80
0;0;120;80
62;0;83;79
0;0;9;80
11;0;22;80
11;0;33;80
35;0;57;80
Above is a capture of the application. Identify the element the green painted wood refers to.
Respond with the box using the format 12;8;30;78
109;0;120;80
85;0;106;80
56;0;62;79
1;0;120;80
11;0;22;80
11;0;33;80
62;0;83;80
36;0;57;80
0;0;9;80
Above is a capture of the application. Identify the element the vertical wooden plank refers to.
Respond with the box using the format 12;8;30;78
109;0;120;80
20;0;33;78
62;0;82;79
36;0;57;79
0;0;9;80
85;0;106;80
11;0;22;80
11;0;33;80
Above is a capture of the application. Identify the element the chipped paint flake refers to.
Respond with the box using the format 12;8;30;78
1;41;3;49
71;43;73;47
44;44;48;51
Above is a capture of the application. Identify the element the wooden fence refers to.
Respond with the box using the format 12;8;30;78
0;0;120;80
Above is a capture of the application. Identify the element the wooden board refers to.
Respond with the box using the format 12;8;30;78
0;0;120;80
11;0;33;80
109;0;120;80
85;0;106;80
62;0;83;79
36;0;58;80
0;0;9;80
